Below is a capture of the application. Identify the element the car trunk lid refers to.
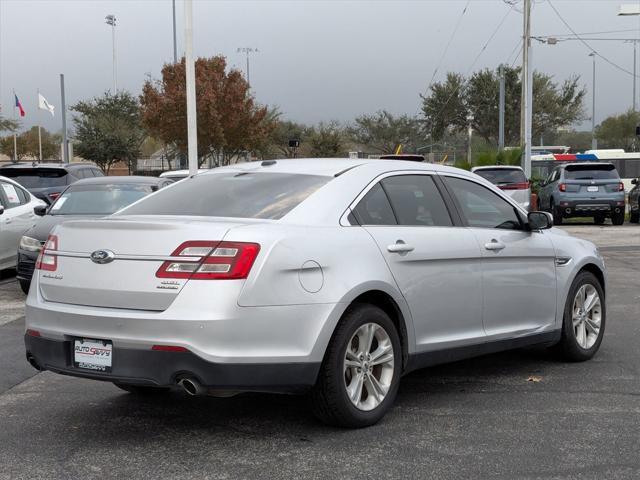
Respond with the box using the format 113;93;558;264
38;216;248;311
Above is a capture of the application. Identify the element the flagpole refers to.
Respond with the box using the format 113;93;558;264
12;88;17;163
37;89;43;161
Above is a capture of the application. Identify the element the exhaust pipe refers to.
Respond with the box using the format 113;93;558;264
178;377;206;396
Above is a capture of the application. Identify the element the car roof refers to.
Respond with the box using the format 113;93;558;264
471;165;524;171
561;162;615;169
70;176;168;186
208;158;467;178
0;162;97;170
159;169;209;177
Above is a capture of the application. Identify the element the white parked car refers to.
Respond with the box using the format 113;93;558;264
471;165;531;210
159;168;209;182
25;159;606;427
0;175;46;271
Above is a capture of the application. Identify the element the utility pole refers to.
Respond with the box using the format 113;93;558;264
589;52;597;149
499;65;505;150
467;115;474;165
105;15;117;92
172;0;178;63
521;0;532;178
60;74;69;163
184;0;198;176
634;40;637;111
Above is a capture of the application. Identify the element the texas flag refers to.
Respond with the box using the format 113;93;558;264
14;94;25;117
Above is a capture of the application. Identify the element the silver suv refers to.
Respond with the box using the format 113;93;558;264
537;162;625;225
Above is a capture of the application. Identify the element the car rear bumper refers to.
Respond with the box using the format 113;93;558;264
557;199;625;216
24;333;320;392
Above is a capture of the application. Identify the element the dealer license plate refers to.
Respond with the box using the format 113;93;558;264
587;186;599;192
73;338;113;372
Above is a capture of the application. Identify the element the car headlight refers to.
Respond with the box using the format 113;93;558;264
19;236;43;253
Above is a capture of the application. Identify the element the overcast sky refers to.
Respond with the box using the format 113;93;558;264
1;0;639;134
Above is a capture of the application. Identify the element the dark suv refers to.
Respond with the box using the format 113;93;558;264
0;163;103;204
537;162;625;225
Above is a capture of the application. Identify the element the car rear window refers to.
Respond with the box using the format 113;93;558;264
474;168;526;185
118;171;330;219
564;164;618;180
50;184;154;215
0;168;69;188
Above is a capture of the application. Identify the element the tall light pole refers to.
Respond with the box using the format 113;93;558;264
589;52;597;150
498;64;505;150
105;14;117;93
184;0;198;176
172;0;178;63
521;0;533;178
618;5;640;110
237;47;258;86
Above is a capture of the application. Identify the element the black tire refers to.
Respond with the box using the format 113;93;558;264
611;211;624;225
594;214;605;225
551;199;563;225
310;304;402;428
113;383;171;395
556;271;605;362
19;279;30;295
630;211;639;223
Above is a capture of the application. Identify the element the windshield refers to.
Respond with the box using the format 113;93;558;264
49;184;154;215
564;164;618;180
118;171;330;219
474;168;527;185
0;168;68;188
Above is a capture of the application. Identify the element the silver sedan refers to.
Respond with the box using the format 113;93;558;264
24;159;606;427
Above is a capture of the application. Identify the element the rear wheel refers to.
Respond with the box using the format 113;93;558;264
113;383;171;395
551;199;563;225
612;211;625;225
556;271;605;362
311;304;401;428
594;214;605;225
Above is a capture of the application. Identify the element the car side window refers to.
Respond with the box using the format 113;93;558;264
351;183;397;226
15;186;29;204
0;181;22;209
381;175;452;227
92;168;104;177
445;177;523;230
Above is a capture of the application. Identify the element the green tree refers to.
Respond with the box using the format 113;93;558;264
595;110;640;150
72;91;146;173
308;121;344;157
19;126;61;160
349;110;424;154
421;66;586;146
0;115;19;133
0;134;28;161
264;119;307;158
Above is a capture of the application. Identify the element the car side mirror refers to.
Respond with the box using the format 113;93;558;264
0;205;4;216
34;205;47;216
632;178;638;185
528;211;553;230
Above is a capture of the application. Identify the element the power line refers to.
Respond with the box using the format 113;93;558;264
424;3;516;124
426;0;472;90
547;0;639;79
542;28;640;38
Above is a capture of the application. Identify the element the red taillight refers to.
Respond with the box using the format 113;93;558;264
559;183;566;192
35;234;58;271
26;329;41;337
498;181;530;191
151;345;189;352
619;182;625;192
48;192;61;201
156;241;260;280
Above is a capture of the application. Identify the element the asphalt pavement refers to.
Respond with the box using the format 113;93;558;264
0;226;639;479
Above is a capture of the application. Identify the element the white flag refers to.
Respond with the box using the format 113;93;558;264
38;93;55;116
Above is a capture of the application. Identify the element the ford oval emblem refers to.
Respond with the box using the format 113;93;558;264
90;249;115;264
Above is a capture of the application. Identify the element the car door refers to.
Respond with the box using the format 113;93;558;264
351;173;485;352
0;181;32;268
538;168;557;210
442;174;557;339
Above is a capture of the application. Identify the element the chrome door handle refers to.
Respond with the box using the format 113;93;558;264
484;239;505;251
387;241;414;254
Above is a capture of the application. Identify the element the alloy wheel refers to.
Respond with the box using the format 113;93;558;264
572;284;602;349
343;322;395;411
